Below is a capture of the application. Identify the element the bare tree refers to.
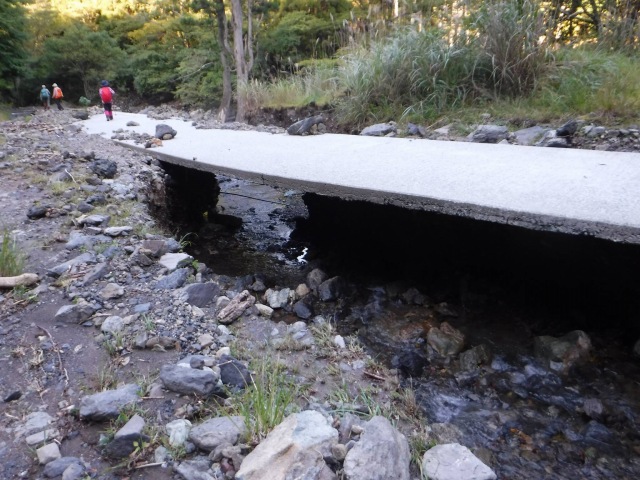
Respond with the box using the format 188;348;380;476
230;0;254;122
213;0;232;121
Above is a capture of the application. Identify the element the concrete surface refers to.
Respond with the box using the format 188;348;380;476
79;112;640;244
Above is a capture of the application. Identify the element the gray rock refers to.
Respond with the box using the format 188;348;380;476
167;419;192;447
360;122;397;137
22;411;54;436
141;239;168;257
180;283;220;307
406;122;426;137
47;252;96;277
235;410;338;480
155;124;177;139
293;297;314;320
105;414;149;458
153;268;190;290
81;262;110;286
459;344;492;371
90;159;117;179
189;416;247;452
76;202;94;213
343;416;410;480
101;316;125;334
75;214;111;227
100;282;124;300
535;130;570;148
306;268;328;291
318;276;344;302
61;462;86;480
104;226;133;237
65;231;111;250
43;457;82;478
79;384;140;421
159;252;194;272
534;330;591;372
512;125;547;146
27;205;51;219
217;355;251;390
287;115;325;136
175;457;215;480
160;364;223;396
71;110;89;121
37;443;61;465
54;302;98;324
422;443;496;480
467;125;508;143
265;288;291;309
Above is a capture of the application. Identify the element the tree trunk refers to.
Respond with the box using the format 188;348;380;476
214;0;232;122
230;0;254;122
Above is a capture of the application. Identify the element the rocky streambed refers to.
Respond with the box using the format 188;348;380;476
0;107;639;480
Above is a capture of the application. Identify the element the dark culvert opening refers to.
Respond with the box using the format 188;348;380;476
293;193;640;339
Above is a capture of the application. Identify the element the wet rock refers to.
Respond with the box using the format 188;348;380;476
422;443;496;480
459;344;492;371
534;330;591;372
79;384;141;421
424;423;464;445
155;124;177;139
318;276;344;301
71;110;89;120
306;268;328;291
293;297;314;319
427;322;465;356
360;122;397;137
160;364;223;396
556;119;579;137
467;125;508;143
343;416;410;480
235;410;337;480
582;398;604;420
189;416;247;452
90;159;117;179
3;391;21;402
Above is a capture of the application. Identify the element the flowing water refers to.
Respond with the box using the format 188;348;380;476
166;173;640;479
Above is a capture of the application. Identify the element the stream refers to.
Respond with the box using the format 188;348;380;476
162;172;640;479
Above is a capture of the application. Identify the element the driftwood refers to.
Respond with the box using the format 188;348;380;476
0;273;39;288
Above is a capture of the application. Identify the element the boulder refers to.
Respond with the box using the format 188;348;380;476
422;443;496;480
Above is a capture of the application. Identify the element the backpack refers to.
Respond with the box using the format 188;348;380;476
99;87;113;103
52;87;63;99
40;88;50;98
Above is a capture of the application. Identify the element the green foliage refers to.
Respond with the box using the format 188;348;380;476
0;0;28;97
0;229;26;277
40;23;125;100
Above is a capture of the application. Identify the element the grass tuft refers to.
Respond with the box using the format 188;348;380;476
0;229;26;277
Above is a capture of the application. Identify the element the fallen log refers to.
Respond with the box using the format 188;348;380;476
0;273;39;288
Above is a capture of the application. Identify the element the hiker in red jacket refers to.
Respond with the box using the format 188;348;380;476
52;83;64;110
99;80;115;121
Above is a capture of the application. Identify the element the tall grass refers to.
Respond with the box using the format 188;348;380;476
471;0;550;96
227;357;300;442
336;28;476;126
0;229;26;277
238;62;342;116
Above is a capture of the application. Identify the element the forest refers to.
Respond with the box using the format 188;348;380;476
1;0;639;126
